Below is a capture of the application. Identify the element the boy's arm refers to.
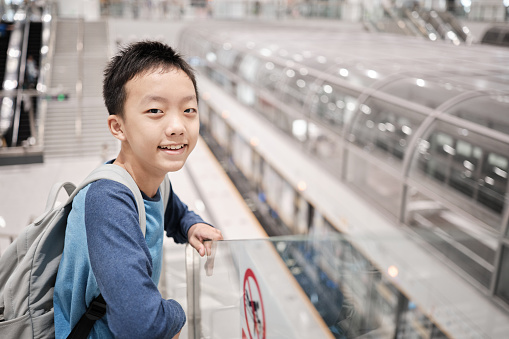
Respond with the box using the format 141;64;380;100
85;180;185;338
164;182;223;255
164;182;219;243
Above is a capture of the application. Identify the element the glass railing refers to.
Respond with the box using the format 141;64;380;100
179;235;494;339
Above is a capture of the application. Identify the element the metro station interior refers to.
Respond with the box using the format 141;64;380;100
1;0;509;338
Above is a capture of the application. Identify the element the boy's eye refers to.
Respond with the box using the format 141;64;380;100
148;108;162;114
184;108;197;114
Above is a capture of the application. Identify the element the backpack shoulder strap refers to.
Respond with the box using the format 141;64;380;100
160;174;170;210
72;164;147;236
66;294;106;339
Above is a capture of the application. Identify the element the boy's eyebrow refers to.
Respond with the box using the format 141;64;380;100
141;95;169;105
180;95;197;104
141;95;197;105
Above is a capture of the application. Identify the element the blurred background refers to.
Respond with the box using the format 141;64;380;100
1;0;509;338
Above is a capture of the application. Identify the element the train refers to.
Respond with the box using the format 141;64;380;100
177;20;509;338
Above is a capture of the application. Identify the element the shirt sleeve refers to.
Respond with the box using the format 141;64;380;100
85;180;185;339
163;181;211;243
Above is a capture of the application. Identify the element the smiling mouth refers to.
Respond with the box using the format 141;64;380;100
158;144;186;150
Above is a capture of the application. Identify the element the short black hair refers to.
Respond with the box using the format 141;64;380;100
103;41;198;117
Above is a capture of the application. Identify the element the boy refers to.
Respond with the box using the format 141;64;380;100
53;41;223;338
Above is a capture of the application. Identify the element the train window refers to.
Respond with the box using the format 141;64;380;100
411;121;508;230
482;30;500;44
310;82;357;134
495;245;509;305
480;152;508;214
350;98;425;163
481;27;502;45
378;77;466;109
444;94;509;136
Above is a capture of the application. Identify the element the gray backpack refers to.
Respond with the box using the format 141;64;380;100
0;164;170;338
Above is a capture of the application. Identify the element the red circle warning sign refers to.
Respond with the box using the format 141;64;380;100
243;268;266;339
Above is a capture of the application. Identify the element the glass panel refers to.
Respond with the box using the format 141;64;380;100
198;99;210;126
261;162;282;209
409;120;508;230
346;147;403;217
307;122;343;168
231;133;252;178
236;82;255;106
282;70;315;109
255;59;285;92
217;45;240;71
378;77;467;109
330;65;381;87
185;236;487;339
254;92;278;123
349;98;426;163
444;94;509;136
210;111;229;148
404;187;496;289
279;181;295;228
310;82;357;135
238;54;260;83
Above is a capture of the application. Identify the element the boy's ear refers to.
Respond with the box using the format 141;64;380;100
108;115;126;141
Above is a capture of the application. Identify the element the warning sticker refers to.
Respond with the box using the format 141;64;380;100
243;268;266;339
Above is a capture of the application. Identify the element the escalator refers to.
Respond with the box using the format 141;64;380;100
17;20;42;145
0;4;48;165
0;21;13;89
368;4;473;45
405;8;472;44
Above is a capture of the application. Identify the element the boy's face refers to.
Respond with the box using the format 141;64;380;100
113;68;199;176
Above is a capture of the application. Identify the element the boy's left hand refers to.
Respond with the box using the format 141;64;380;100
187;223;223;257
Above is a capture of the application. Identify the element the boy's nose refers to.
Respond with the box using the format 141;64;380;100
165;115;185;136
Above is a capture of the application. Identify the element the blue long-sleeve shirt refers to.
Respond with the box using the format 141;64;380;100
53;177;206;338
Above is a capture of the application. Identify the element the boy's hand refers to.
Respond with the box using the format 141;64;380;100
187;223;223;257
